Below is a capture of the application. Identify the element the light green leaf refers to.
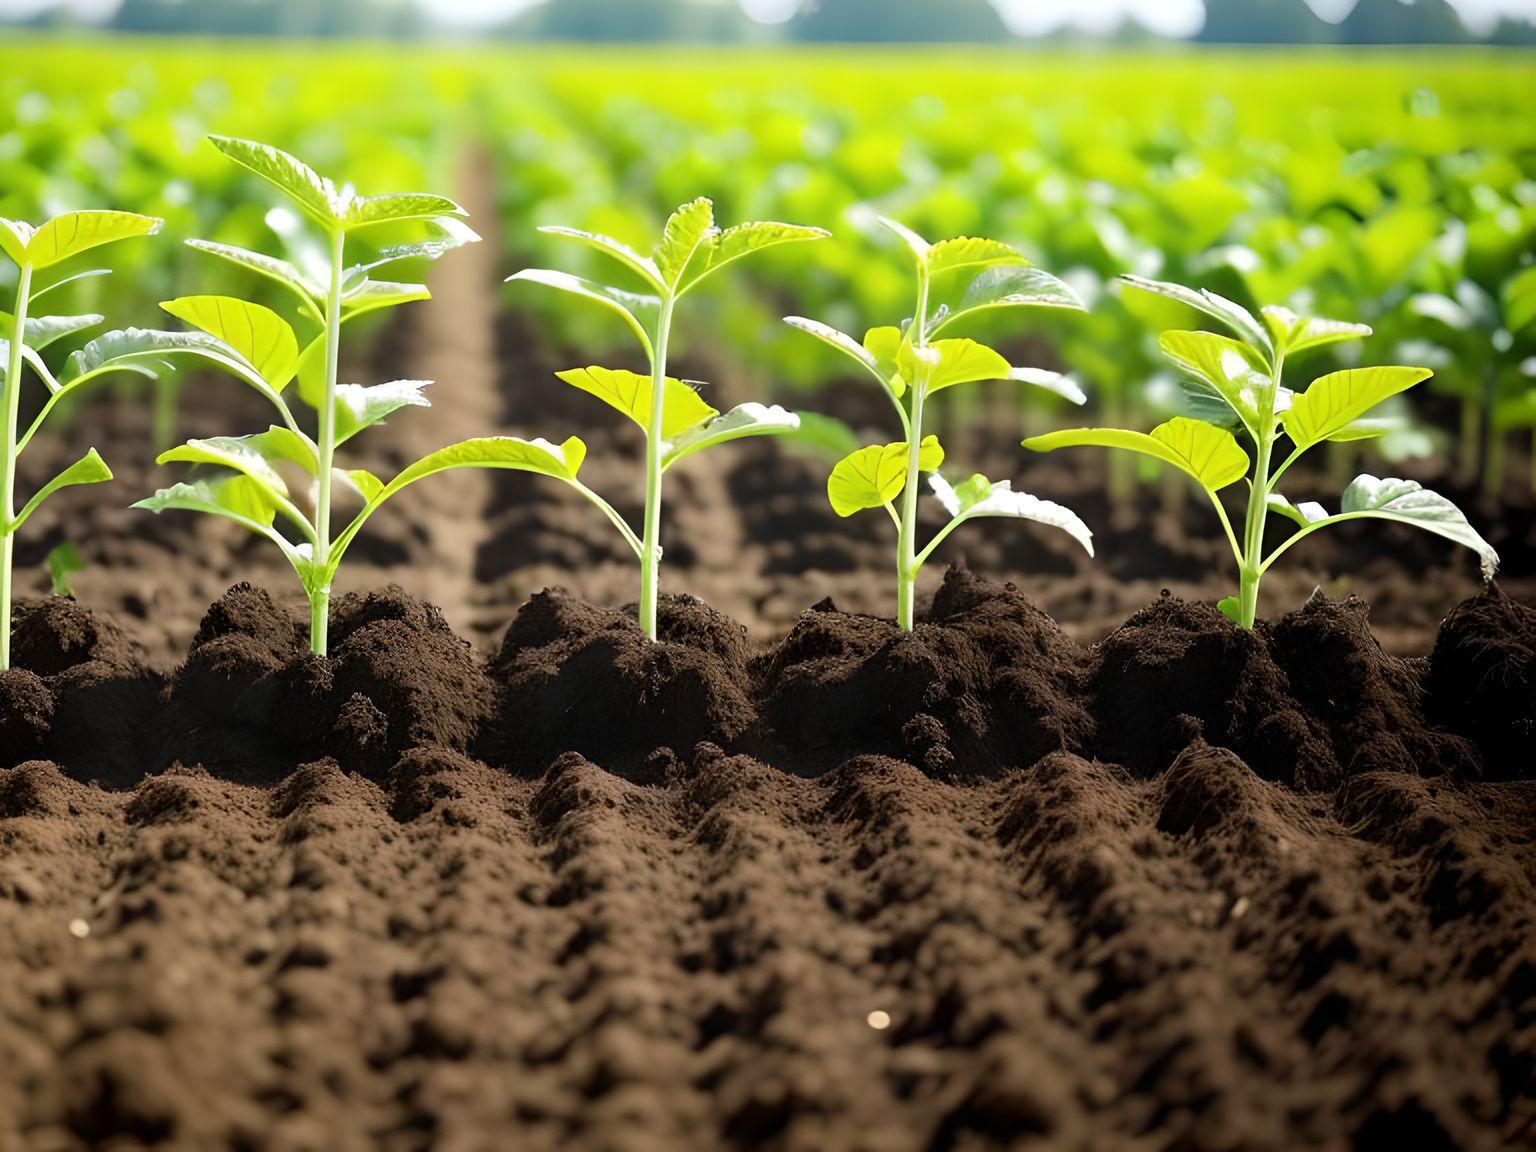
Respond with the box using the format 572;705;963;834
1267;493;1327;527
662;403;799;469
185;239;322;310
1260;305;1371;357
0;218;32;266
653;197;715;290
538;225;663;291
0;311;102;351
160;296;299;389
509;268;658;355
1503;266;1536;334
1338;475;1498;580
1120;273;1272;357
1216;597;1242;623
1024;416;1249;492
929;472;1093;555
925;236;1027;278
554;365;717;440
862;326;908;397
1282;366;1433;451
344;469;385;502
924;338;1013;393
1159;329;1270;433
678;220;829;294
1008;367;1087;406
46;541;82;597
134;474;315;586
784;316;882;380
21;211;161;270
9;448;112;532
872;213;930;261
64;327;257;387
342;192;467;231
208;135;338;228
934;265;1085;333
340;279;431;319
157;434;291;497
333;379;432;443
827;435;944;517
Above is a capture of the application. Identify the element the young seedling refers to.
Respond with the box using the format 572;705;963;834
786;214;1093;630
1;208;162;669
510;198;827;639
132;136;613;656
1025;274;1499;627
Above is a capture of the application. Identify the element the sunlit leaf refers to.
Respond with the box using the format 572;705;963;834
1024;416;1249;492
679;220;828;294
925;236;1027;278
10;448;111;531
342;192;467;230
1336;475;1498;580
1282;366;1433;450
934;265;1085;332
554;365;717;439
538;225;663;291
1007;367;1087;406
1120;273;1272;356
663;402;799;468
827;435;944;517
509;268;658;354
208;135;339;227
186;239;322;306
929;472;1094;554
653;197;715;289
21;211;161;270
1260;305;1371;357
0;311;102;352
160;295;299;389
333;379;432;443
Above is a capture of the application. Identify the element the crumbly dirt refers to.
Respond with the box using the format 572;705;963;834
2;572;1534;1151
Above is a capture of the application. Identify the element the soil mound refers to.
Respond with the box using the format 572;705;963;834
1427;585;1536;779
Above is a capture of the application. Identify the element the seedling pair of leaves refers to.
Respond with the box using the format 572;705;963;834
124;136;587;656
1;208;162;669
787;213;1093;630
1025;274;1499;628
510;196;828;639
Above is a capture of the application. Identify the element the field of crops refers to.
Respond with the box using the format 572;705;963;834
2;35;1534;1152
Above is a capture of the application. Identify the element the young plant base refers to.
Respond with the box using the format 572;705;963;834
0;209;162;669
511;197;827;639
788;214;1093;629
1025;275;1499;627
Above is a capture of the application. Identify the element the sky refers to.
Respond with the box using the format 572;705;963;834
2;0;1535;35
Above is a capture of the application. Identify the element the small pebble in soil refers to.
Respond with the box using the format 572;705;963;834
867;1010;890;1030
68;919;90;938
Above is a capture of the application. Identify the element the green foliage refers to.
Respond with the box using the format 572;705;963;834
511;195;826;639
135;136;481;656
1026;274;1497;627
794;214;1090;629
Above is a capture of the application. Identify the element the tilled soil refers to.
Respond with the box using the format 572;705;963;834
1;571;1534;1150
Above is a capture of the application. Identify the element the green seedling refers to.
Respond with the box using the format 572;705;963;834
46;541;83;597
788;214;1092;630
510;197;827;639
1;208;162;669
132;136;599;656
1025;274;1499;628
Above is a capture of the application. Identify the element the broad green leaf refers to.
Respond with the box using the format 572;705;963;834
509;268;658;354
134;474;315;585
678;220;829;294
872;213;930;261
1339;475;1498;580
862;326;908;396
929;472;1093;555
22;211;161;270
1282;366;1433;451
653;197;715;290
925;237;1027;278
0;337;64;393
1216;597;1242;623
1008;367;1087;406
157;435;291;497
342;192;467;230
340;280;431;319
1024;417;1249;492
9;448;111;532
185;239;321;306
784;316;882;380
333;379;432;443
63;328;257;387
343;469;385;502
662;403;799;468
160;296;298;389
208;135;338;228
1159;329;1270;432
362;220;480;269
555;365;717;440
0;218;32;266
46;541;82;597
934;265;1085;332
923;338;1013;393
0;311;102;351
827;435;944;517
1120;273;1272;357
1261;305;1371;357
538;225;663;291
1267;493;1327;527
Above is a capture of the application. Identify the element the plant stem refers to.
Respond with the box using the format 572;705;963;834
638;295;675;641
310;228;346;657
896;272;931;632
1236;351;1284;630
1;263;33;672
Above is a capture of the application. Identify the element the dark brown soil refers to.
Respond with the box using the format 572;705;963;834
2;570;1535;1150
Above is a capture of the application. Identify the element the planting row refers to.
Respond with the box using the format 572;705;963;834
1;136;1502;668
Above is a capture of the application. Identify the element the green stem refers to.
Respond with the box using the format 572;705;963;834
1;263;33;671
638;295;675;641
1235;351;1285;629
896;272;931;632
310;228;346;657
